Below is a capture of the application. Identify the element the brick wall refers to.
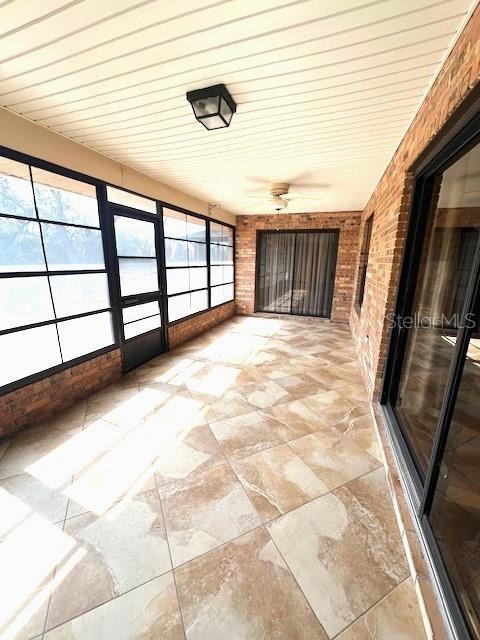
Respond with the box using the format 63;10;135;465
168;301;235;348
0;349;122;439
351;6;480;399
235;212;361;322
0;303;235;439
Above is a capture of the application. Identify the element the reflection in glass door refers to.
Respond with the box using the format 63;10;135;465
384;122;480;638
112;207;166;371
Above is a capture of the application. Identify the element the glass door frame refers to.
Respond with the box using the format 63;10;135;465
381;110;480;640
105;199;169;372
254;228;339;318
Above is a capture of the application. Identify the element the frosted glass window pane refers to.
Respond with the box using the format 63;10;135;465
119;258;158;296
42;223;105;270
58;311;114;361
114;216;155;257
107;186;156;214
224;282;234;300
210;222;223;243
122;301;159;323
0;218;46;272
0;324;61;387
163;209;186;239
0;158;35;218
187;215;206;242
222;246;234;264
168;293;190;322
211;285;222;307
189;267;207;290
165;239;188;266
211;284;233;306
188;241;206;266
224;265;234;282
0;276;54;330
124;315;161;339
190;290;208;313
223;226;234;246
210;265;223;286
167;268;189;295
210;244;222;265
50;274;110;318
32;168;99;227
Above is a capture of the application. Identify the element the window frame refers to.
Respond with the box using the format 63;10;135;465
355;213;373;311
0;145;235;394
209;220;235;309
160;203;235;326
380;111;480;640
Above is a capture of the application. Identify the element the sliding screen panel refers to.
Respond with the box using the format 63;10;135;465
256;232;295;313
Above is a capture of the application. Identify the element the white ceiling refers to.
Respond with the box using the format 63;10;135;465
0;0;475;215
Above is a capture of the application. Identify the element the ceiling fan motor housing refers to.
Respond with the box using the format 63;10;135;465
269;182;290;197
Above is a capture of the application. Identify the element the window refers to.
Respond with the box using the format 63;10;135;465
163;208;208;321
107;185;157;214
0;158;114;389
210;221;234;307
356;214;373;308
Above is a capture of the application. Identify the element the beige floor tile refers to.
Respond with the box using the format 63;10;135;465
237;379;292;410
184;362;248;398
46;489;171;630
44;573;184;640
0;473;68;535
0;515;71;640
333;411;383;461
267;493;407;637
273;374;320;399
300;389;369;428
153;424;227;486
175;526;327;640
84;384;169;429
260;399;330;441
159;464;261;567
203;389;255;422
336;578;426;639
232;444;329;521
289;427;380;489
334;467;407;562
36;401;87;433
0;425;80;481
305;365;352;389
209;411;285;461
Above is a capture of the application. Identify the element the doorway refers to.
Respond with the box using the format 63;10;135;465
110;205;167;371
255;230;338;318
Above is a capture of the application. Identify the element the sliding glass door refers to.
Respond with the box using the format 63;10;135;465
255;230;338;318
383;115;480;639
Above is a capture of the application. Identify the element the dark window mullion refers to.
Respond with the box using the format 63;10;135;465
30;164;64;363
0;307;112;337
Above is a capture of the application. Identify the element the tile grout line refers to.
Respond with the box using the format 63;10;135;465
42;570;174;637
225;443;329;634
330;576;412;639
152;470;188;640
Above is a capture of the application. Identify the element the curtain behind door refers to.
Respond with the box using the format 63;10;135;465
256;231;337;317
292;232;337;316
256;232;295;312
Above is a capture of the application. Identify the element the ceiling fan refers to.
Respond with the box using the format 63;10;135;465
245;174;329;212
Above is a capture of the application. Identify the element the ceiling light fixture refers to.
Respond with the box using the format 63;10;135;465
186;84;236;130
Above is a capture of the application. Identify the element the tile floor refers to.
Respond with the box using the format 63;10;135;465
0;315;427;639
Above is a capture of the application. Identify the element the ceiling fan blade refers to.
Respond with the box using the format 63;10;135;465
245;176;271;185
289;182;331;190
286;194;324;201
